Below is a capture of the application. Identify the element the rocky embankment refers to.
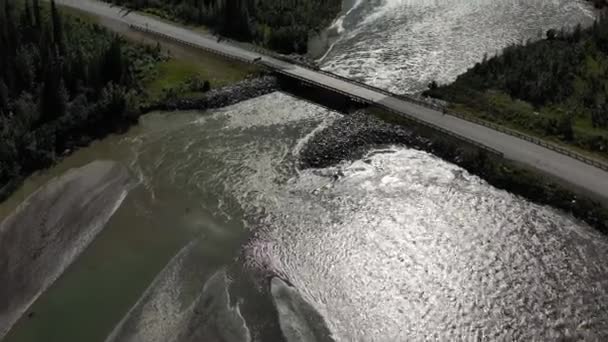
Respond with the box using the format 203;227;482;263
144;76;279;112
0;161;133;339
298;110;608;234
298;111;431;169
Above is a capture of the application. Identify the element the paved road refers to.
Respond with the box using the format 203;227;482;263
55;0;608;204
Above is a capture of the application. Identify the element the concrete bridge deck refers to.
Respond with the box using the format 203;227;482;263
54;0;608;204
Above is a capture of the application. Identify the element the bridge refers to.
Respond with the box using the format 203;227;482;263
55;0;608;204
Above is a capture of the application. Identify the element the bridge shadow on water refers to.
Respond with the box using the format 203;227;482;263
276;74;369;115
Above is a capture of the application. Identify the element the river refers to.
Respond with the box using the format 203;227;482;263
2;1;608;341
320;0;596;93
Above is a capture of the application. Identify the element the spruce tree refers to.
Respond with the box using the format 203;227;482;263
0;78;8;112
23;0;32;28
33;0;41;29
50;0;65;54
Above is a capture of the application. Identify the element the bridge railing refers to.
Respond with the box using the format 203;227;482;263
129;23;608;172
441;109;608;171
269;68;505;157
129;24;254;65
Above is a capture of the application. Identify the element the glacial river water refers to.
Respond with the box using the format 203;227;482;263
320;0;596;93
2;1;608;341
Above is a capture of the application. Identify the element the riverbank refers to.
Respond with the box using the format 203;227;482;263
0;2;264;204
0;74;276;203
0;1;165;203
143;76;278;112
299;109;608;235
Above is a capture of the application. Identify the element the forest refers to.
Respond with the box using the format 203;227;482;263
425;13;608;158
0;0;162;199
104;0;341;53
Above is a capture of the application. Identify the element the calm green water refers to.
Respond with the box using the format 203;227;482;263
2;93;334;341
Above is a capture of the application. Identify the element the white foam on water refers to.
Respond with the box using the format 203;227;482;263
216;92;334;130
247;146;608;340
320;0;597;93
318;0;367;62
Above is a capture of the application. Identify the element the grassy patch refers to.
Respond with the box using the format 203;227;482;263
146;59;206;99
143;50;258;102
444;90;608;162
59;2;258;104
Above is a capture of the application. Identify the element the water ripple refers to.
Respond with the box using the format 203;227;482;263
321;0;596;93
246;147;608;340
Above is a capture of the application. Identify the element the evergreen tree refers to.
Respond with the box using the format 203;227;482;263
558;114;574;141
33;0;41;29
15;47;35;91
424;12;608;156
39;60;66;122
0;78;8;112
50;0;65;54
100;37;124;85
23;0;32;27
101;0;341;53
0;0;163;198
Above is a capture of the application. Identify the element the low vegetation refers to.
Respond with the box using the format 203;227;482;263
104;0;342;54
425;13;608;160
144;51;256;102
